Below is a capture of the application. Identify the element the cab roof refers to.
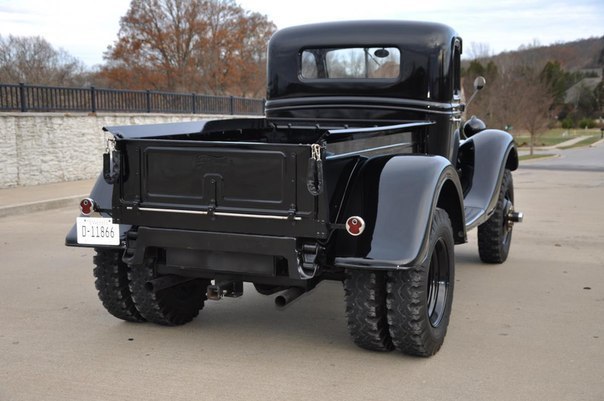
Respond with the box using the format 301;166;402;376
269;20;458;51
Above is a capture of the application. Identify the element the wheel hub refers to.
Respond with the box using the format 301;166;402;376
504;201;523;230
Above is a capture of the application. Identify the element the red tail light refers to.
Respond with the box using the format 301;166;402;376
80;198;95;216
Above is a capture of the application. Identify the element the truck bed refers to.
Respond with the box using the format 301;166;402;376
105;118;427;238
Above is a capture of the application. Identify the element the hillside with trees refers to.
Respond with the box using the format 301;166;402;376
462;36;604;154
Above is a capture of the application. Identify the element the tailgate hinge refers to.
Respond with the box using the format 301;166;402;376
306;143;324;196
103;139;120;184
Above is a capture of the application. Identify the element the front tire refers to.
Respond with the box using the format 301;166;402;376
93;249;145;323
478;169;514;263
387;208;455;357
128;254;210;326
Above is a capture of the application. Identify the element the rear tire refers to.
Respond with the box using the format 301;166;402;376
128;255;209;326
478;169;514;263
93;249;145;323
387;208;455;357
344;270;393;352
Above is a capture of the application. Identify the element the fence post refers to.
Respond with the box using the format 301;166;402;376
192;93;196;114
230;96;234;115
19;83;27;112
146;90;151;113
90;86;96;113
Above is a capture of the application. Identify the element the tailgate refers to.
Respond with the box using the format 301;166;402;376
143;145;294;211
113;139;327;238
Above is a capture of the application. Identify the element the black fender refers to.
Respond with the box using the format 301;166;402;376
64;173;130;248
459;129;518;229
333;155;465;270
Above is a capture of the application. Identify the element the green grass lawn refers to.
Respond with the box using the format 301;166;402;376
514;128;602;147
558;135;602;149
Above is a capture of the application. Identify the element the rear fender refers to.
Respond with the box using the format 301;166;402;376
460;129;518;229
333;155;465;269
64;174;130;248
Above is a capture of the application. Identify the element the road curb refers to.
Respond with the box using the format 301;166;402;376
0;195;85;218
519;154;561;163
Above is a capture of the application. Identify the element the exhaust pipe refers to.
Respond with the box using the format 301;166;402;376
145;275;196;293
275;287;305;308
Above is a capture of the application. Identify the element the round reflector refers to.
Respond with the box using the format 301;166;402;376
345;216;365;236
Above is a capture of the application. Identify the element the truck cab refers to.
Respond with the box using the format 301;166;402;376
266;20;463;160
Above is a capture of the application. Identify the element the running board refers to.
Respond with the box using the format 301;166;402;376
464;206;486;230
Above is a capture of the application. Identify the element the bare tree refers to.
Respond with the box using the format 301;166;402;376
466;42;492;60
503;66;552;155
0;35;86;85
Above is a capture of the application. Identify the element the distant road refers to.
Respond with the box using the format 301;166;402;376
520;142;604;172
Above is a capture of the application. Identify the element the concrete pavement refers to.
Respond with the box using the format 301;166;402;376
1;157;603;401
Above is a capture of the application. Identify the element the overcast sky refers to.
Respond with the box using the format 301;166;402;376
0;0;602;67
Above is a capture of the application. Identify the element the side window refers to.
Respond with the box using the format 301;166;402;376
301;51;318;79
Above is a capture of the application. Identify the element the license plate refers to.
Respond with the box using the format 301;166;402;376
76;217;120;245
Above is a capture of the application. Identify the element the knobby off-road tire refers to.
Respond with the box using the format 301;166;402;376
387;208;455;357
344;270;393;352
478;169;514;263
93;249;145;323
128;256;210;326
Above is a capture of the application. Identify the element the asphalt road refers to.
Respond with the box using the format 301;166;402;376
1;151;603;401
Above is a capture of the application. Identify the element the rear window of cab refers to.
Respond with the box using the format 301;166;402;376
301;47;400;80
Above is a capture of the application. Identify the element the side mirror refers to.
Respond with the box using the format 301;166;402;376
466;76;487;109
473;76;486;91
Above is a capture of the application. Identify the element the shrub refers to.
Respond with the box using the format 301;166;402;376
561;117;575;129
578;118;595;129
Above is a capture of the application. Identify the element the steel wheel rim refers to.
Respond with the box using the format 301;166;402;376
427;238;450;327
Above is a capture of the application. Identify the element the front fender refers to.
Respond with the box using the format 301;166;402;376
333;155;464;270
460;129;518;229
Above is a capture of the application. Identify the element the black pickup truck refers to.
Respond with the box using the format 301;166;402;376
66;20;522;356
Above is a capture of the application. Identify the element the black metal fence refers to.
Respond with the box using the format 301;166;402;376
0;83;265;115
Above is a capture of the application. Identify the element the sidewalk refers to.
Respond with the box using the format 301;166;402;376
0;179;95;218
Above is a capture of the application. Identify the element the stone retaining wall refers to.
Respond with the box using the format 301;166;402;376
0;113;239;188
